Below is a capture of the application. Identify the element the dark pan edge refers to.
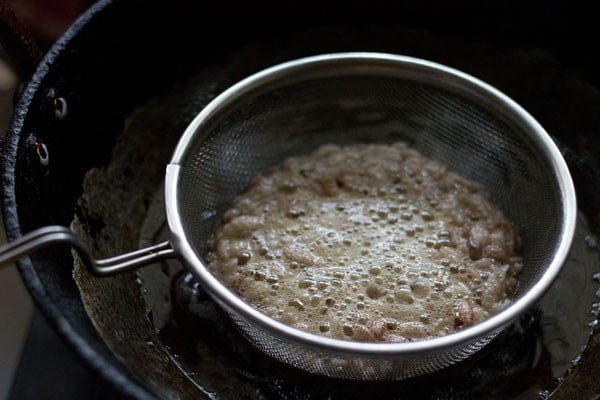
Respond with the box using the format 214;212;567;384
0;1;155;398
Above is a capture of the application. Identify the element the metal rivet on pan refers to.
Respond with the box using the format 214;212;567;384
53;97;68;120
34;141;49;167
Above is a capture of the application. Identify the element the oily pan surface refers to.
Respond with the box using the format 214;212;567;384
208;142;522;342
72;29;600;399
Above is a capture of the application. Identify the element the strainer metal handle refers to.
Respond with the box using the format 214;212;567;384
0;226;175;276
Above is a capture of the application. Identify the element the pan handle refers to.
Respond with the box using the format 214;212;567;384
0;226;176;276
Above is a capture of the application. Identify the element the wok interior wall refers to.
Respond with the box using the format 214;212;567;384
4;0;598;396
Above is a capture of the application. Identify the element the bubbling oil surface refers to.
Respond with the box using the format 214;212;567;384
139;205;599;399
206;143;522;342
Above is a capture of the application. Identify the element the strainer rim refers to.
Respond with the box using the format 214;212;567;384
166;52;577;356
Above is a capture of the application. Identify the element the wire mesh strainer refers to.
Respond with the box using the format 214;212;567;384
0;53;576;380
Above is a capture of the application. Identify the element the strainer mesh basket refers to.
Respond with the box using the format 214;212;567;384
168;54;573;380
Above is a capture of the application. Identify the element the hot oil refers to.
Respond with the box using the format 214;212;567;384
137;186;600;399
124;31;600;399
204;143;524;343
65;26;600;398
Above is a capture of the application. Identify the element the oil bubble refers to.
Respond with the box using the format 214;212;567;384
421;211;434;221
288;298;305;311
395;289;414;304
298;279;315;289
